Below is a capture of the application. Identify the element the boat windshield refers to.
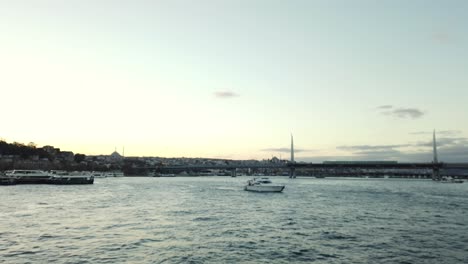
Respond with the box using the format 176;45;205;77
256;179;272;184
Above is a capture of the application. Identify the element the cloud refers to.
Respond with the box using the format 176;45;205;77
301;145;468;163
261;147;308;153
213;91;239;98
410;131;432;135
439;130;462;135
337;144;410;152
377;105;393;109
326;136;468;163
410;130;461;136
432;31;453;44
378;106;425;119
336;144;411;161
414;137;468;148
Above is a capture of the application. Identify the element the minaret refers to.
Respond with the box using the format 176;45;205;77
290;134;295;163
433;130;438;163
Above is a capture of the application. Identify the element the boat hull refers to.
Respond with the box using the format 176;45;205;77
50;176;94;185
0;177;17;185
437;180;464;184
433;177;464;184
244;185;285;192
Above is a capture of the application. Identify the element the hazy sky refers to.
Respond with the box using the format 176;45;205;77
1;0;468;162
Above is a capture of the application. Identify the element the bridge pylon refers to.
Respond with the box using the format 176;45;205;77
289;167;296;178
289;134;296;178
432;129;441;180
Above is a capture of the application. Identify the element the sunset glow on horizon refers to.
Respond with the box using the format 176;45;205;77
1;0;468;162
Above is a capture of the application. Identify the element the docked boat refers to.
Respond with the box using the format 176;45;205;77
244;177;285;192
0;177;16;185
435;176;464;184
89;171;124;177
49;174;94;184
107;171;124;177
0;172;16;185
160;173;176;177
3;170;93;185
90;171;107;178
5;170;54;184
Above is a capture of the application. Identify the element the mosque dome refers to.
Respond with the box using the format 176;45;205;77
110;151;122;159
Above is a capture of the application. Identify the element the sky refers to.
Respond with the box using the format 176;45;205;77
1;0;468;162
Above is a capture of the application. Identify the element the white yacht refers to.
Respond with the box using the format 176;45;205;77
244;177;285;192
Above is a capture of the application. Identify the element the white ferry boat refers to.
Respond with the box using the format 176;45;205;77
5;170;53;184
4;170;93;184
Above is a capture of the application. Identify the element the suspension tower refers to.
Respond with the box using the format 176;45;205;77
432;129;441;180
289;134;296;178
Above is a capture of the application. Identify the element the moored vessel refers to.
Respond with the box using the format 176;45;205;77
434;176;464;184
50;174;94;184
5;170;54;184
3;170;94;185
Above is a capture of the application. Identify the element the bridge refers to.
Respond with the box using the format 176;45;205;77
142;132;468;179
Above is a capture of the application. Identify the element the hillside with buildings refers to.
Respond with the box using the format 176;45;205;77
0;140;123;172
0;140;287;176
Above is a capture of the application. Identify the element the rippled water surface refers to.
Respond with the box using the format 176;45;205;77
1;177;468;263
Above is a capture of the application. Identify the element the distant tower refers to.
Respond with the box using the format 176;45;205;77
432;129;440;180
289;134;296;178
290;134;295;163
433;130;438;163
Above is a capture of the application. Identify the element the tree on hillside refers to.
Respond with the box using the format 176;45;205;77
74;154;86;163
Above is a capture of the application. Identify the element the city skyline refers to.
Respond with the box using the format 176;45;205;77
1;1;468;162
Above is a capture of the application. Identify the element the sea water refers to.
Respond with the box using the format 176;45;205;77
1;177;467;263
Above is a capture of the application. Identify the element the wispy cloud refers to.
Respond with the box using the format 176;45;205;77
377;106;425;119
432;31;454;44
391;108;424;119
410;131;431;135
328;137;468;163
337;144;410;152
213;91;239;98
415;137;468;148
377;105;393;109
439;130;462;135
261;147;308;153
410;130;461;136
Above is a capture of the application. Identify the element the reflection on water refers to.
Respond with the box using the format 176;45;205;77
1;177;468;263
